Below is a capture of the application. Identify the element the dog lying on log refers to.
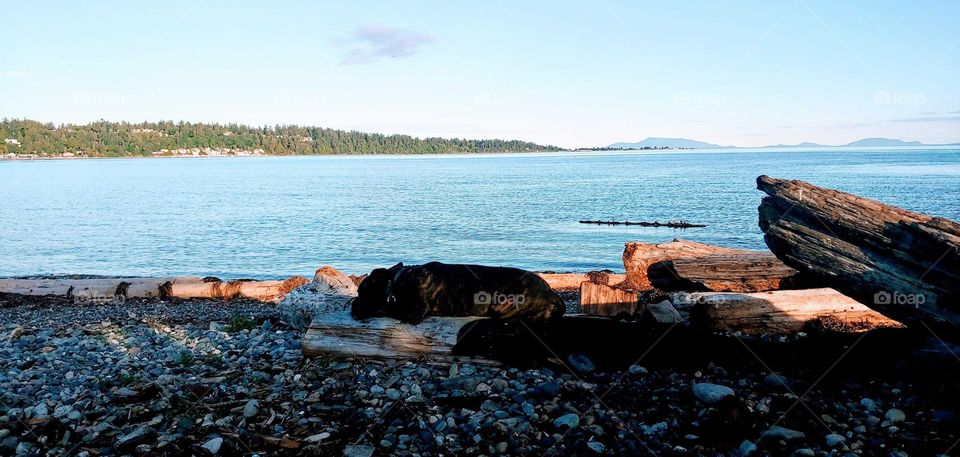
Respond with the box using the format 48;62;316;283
350;262;565;324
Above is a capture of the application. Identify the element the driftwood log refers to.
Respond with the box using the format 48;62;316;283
648;252;801;292
579;282;638;316
302;311;484;359
622;239;800;292
683;288;903;335
0;276;309;303
757;175;960;332
537;272;626;291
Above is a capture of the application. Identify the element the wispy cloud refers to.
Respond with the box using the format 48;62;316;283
891;111;960;123
338;24;437;65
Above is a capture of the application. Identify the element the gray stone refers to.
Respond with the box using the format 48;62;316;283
643;300;682;324
553;413;580;429
738;440;757;456
305;432;331;443
243;400;259;418
764;373;790;389
343;444;375;457
587;441;606;453
201;436;223;454
762;425;805;441
567;353;595;374
825;433;846;447
885;408;906;423
692;383;735;404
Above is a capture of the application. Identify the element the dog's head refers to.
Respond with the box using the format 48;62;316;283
350;262;404;320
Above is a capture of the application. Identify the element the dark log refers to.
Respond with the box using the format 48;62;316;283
452;316;959;385
757;175;960;332
579;220;706;228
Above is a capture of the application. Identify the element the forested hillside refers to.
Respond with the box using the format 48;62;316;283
0;119;561;157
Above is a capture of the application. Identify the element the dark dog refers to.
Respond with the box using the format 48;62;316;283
351;262;565;324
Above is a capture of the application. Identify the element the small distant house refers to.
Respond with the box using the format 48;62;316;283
62;152;75;157
4;138;20;145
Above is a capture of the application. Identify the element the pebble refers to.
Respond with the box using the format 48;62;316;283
738;440;757;456
305;432;331;443
567;353;596;374
692;383;735;404
825;433;847;447
587;441;606;453
762;425;805;441
764;373;790;389
553;413;580;429
343;444;375;457
243;400;259;418
201;436;223;454
885;408;906;423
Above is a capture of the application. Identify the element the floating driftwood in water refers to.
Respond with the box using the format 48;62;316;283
579;219;706;228
757;175;960;333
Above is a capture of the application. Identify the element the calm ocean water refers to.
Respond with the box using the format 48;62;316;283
1;148;958;278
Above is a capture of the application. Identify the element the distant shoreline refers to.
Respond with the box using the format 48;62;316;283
4;145;959;162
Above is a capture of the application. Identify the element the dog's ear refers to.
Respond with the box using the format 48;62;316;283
388;262;404;271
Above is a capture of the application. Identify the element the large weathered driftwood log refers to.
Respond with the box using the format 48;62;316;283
682;288;903;335
622;239;800;292
302;311;484;358
757;175;960;331
579;281;638;316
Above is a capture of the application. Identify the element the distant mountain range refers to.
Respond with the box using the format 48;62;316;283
606;137;954;149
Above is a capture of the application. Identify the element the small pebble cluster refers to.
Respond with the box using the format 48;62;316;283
0;295;956;456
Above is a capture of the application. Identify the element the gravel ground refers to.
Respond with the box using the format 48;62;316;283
0;294;957;456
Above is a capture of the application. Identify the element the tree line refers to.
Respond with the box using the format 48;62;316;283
0;119;561;156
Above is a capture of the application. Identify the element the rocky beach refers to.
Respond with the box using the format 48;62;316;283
1;291;958;456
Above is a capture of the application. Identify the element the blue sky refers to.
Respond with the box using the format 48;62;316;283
1;0;958;147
